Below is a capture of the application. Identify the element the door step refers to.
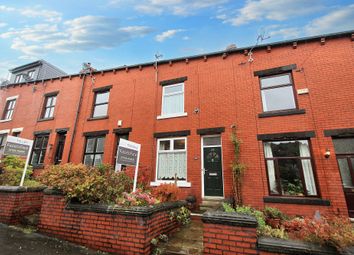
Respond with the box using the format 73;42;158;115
199;198;224;211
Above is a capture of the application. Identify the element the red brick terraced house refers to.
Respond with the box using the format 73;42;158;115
0;30;353;218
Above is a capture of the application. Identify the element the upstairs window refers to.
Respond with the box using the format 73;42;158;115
156;137;187;181
161;83;184;117
14;74;22;83
31;134;49;166
2;98;16;120
41;94;57;119
84;136;105;166
92;90;110;118
27;70;35;79
264;140;317;196
260;73;296;112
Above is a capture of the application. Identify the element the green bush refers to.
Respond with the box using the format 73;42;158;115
38;163;132;204
0;155;41;187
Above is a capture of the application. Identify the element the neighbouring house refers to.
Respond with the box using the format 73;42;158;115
0;30;353;218
6;60;67;85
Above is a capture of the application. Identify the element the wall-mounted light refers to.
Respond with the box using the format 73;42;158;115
324;148;331;158
117;120;123;127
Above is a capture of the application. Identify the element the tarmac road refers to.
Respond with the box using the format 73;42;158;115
0;223;107;255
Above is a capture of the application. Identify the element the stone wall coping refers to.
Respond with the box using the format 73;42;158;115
43;189;187;217
43;188;64;195
0;185;46;193
258;237;340;255
66;200;187;217
202;211;258;228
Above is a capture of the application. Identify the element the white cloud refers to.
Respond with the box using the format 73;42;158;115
219;0;323;26
0;16;152;56
0;22;7;28
305;4;354;35
20;6;62;23
135;0;228;16
0;5;62;23
155;29;184;42
268;27;301;39
265;4;354;40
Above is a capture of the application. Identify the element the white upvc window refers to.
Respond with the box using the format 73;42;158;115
156;137;187;182
158;83;186;119
1;95;18;122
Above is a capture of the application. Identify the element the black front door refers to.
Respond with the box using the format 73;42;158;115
204;147;223;197
333;138;354;218
54;133;66;165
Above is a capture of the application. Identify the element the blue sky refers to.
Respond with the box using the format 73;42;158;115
0;0;353;78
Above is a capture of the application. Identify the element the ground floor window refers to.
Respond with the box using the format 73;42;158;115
333;138;354;188
156;137;187;180
31;134;49;166
0;134;7;156
115;133;129;171
264;140;317;196
83;136;105;166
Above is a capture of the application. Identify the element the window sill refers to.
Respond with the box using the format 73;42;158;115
37;117;54;122
0;119;12;123
150;181;191;188
258;109;305;118
87;116;109;121
263;196;330;206
157;112;187;120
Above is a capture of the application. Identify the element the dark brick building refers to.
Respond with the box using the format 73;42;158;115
0;30;353;218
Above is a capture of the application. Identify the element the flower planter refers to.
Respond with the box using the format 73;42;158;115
0;186;45;225
39;189;186;255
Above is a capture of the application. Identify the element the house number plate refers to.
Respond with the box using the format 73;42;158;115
209;173;217;176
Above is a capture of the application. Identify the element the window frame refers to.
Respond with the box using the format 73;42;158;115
1;96;18;121
263;139;319;197
0;133;7;156
83;135;105;167
91;89;110;119
155;137;188;183
158;82;187;119
27;70;35;79
333;137;354;188
30;134;49;167
14;74;22;83
41;94;57;120
259;72;298;113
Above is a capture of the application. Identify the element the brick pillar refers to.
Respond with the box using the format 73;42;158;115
202;211;258;255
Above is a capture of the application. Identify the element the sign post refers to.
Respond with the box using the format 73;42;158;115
3;136;33;186
116;139;141;192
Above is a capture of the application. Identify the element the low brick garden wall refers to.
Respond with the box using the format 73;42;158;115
202;211;354;255
0;186;45;225
39;189;185;255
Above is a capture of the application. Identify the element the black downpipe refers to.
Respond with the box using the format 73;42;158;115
67;74;86;162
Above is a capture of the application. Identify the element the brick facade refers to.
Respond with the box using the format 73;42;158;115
1;31;354;217
0;187;44;224
39;190;182;255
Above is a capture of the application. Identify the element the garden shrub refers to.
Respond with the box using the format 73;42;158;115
124;165;151;189
38;163;132;204
0;155;41;187
283;215;354;250
116;189;157;206
151;183;180;202
169;206;191;226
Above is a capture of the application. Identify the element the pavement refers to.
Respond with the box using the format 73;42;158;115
0;223;107;255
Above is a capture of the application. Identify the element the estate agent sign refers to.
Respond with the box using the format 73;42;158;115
116;139;141;192
3;135;33;186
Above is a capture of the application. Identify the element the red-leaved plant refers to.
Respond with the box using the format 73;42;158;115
151;183;180;202
117;189;158;206
283;215;354;250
